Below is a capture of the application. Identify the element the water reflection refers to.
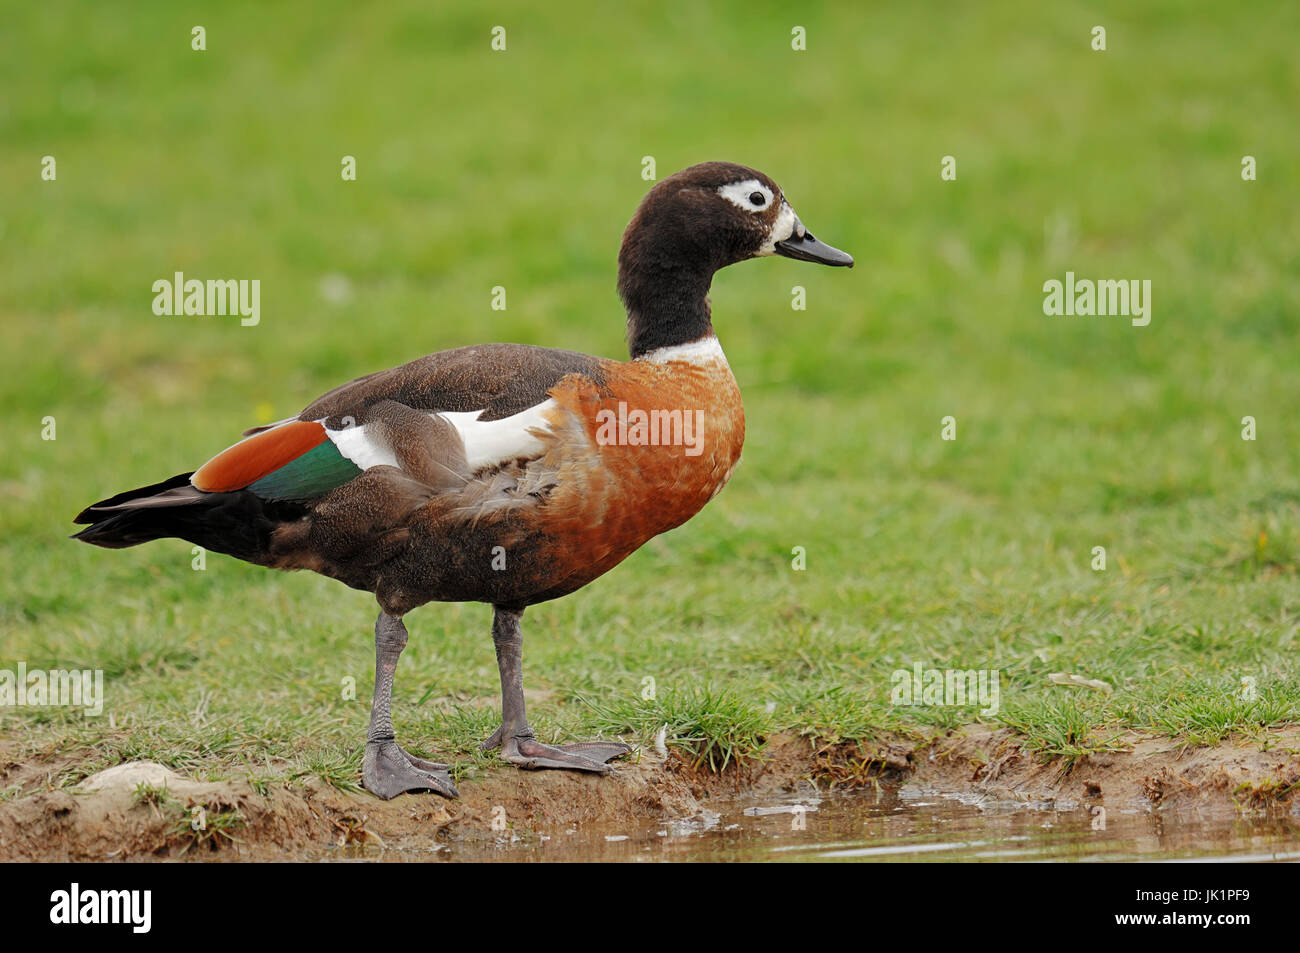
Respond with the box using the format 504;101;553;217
334;783;1300;862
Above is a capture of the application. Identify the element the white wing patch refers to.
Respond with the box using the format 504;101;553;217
322;399;557;476
439;399;555;470
326;422;400;470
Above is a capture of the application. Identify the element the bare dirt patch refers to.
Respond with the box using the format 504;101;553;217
2;727;1297;860
906;725;1300;811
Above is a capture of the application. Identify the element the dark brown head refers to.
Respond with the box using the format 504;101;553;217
618;162;852;357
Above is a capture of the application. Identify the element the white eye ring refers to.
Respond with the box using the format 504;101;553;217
718;179;773;213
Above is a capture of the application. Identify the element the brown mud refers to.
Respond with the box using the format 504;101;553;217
1;727;1297;861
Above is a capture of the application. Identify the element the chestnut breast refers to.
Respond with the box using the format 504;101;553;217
519;344;746;602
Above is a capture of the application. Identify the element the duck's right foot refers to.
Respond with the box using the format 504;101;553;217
363;739;459;800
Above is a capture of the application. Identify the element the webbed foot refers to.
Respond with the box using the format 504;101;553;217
363;740;459;800
493;732;631;774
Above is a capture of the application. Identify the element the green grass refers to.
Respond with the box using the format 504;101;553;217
582;685;772;772
998;696;1128;772
172;802;245;854
131;781;175;810
2;1;1299;790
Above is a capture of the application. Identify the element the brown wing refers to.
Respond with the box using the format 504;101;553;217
243;344;612;437
300;343;611;422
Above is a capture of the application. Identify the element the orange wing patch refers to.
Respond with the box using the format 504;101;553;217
192;420;329;492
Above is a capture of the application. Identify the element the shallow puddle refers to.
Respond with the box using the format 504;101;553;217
333;785;1300;862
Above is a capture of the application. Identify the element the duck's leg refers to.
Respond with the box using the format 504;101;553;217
482;606;631;772
362;611;459;799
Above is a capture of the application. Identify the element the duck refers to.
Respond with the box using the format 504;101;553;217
72;161;853;800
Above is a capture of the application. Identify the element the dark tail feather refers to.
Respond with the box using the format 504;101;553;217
73;473;198;524
72;472;294;561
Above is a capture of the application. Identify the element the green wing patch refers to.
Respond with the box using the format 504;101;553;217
248;439;362;500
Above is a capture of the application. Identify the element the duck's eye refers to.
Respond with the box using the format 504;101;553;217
718;180;774;212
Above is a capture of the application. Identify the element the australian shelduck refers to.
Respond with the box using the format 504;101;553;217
73;162;853;799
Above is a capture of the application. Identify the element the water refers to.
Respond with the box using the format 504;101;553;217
341;784;1300;862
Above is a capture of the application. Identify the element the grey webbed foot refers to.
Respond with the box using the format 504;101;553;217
364;740;459;800
498;733;632;774
484;606;631;776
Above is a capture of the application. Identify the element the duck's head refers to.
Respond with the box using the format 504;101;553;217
619;161;853;357
621;161;853;272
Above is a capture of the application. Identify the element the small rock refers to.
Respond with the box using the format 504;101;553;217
81;762;185;792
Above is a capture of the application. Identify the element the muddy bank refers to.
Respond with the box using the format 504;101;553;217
0;747;713;862
908;726;1300;810
1;727;1296;861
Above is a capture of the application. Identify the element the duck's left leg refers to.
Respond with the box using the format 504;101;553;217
362;611;460;799
481;606;631;773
